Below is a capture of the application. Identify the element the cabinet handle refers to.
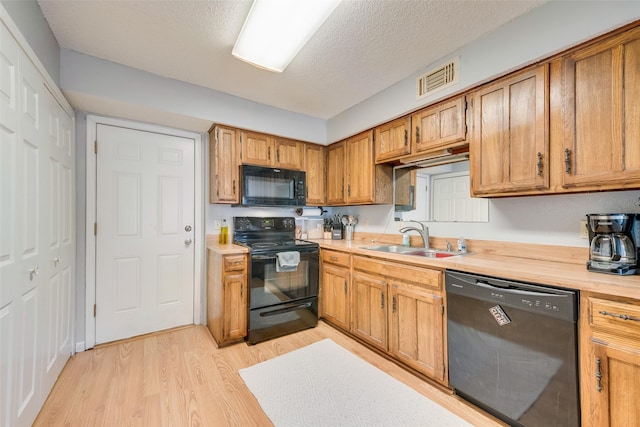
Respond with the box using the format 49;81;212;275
233;180;236;194
536;152;543;176
329;256;338;261
277;148;280;163
241;284;243;299
404;129;408;146
347;184;351;197
392;296;396;313
595;357;603;392
415;126;420;143
599;310;640;322
268;147;271;161
343;280;347;295
564;148;571;174
381;292;385;309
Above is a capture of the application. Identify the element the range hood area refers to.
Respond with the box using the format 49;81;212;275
397;146;470;170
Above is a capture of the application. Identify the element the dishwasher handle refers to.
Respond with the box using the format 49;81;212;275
475;280;564;298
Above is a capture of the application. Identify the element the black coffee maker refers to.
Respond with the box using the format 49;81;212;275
586;213;640;275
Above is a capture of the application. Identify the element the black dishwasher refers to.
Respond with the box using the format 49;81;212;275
446;270;579;427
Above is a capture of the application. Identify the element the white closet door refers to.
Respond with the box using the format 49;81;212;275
1;19;74;427
41;88;74;395
0;30;48;427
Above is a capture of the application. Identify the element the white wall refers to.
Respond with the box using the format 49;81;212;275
339;190;640;249
60;49;327;143
327;1;640;141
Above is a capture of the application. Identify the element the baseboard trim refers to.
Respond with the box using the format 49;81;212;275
75;341;86;353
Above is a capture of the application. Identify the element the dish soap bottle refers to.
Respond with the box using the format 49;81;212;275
402;233;410;247
219;219;229;244
457;236;467;253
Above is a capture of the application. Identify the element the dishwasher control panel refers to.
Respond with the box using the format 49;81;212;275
445;270;578;322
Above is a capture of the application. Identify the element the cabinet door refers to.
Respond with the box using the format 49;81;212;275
241;131;275;167
321;265;350;330
412;96;466;153
222;272;247;342
210;126;240;203
351;273;388;351
326;142;346;205
305;144;326;205
374;116;410;163
471;65;549;195
275;138;304;170
561;27;640;188
584;341;640;427
345;130;375;204
389;282;445;383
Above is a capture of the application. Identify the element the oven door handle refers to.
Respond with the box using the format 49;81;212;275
259;302;313;317
252;255;277;260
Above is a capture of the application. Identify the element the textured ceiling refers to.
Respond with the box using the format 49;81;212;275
38;0;545;120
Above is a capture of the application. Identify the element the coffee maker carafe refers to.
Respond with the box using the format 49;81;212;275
586;213;639;275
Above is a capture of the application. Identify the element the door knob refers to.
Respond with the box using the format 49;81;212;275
53;257;60;266
184;238;193;246
185;225;192;232
29;267;39;281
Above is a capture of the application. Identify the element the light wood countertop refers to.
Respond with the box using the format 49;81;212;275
314;238;640;300
204;234;640;300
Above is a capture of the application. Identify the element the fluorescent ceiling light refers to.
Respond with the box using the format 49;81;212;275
233;0;341;73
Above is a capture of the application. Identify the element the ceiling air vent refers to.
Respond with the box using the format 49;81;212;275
416;57;460;99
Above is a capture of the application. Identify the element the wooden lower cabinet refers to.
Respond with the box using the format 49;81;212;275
581;292;640;427
346;254;446;384
351;272;388;351
320;250;351;330
389;281;445;383
207;251;248;346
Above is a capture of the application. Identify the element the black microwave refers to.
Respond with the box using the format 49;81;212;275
239;165;306;207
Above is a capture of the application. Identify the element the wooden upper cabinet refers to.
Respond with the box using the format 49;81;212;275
374;116;411;163
240;131;275;167
210;125;240;204
412;95;467;154
305;143;326;205
240;131;305;169
326;141;346;205
561;26;640;189
274;137;305;170
346;130;376;204
470;64;549;196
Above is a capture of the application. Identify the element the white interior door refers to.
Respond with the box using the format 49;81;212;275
95;124;195;344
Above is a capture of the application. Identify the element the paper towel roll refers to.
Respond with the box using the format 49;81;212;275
294;207;324;217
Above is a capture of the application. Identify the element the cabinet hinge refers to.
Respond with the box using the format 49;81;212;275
94;140;97;154
93;304;97;317
94;223;97;236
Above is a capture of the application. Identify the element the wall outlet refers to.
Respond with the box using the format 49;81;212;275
213;219;222;231
580;220;589;239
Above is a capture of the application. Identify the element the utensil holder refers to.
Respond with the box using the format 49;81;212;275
345;225;354;241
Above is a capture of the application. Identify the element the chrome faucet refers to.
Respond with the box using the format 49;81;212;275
399;222;429;249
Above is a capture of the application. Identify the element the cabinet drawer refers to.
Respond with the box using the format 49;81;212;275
322;250;351;268
590;297;640;338
224;255;246;272
352;256;386;275
385;263;442;290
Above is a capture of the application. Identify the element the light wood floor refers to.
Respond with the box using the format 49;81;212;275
34;322;504;426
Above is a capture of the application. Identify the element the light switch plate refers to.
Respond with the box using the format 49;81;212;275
213;219;222;231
